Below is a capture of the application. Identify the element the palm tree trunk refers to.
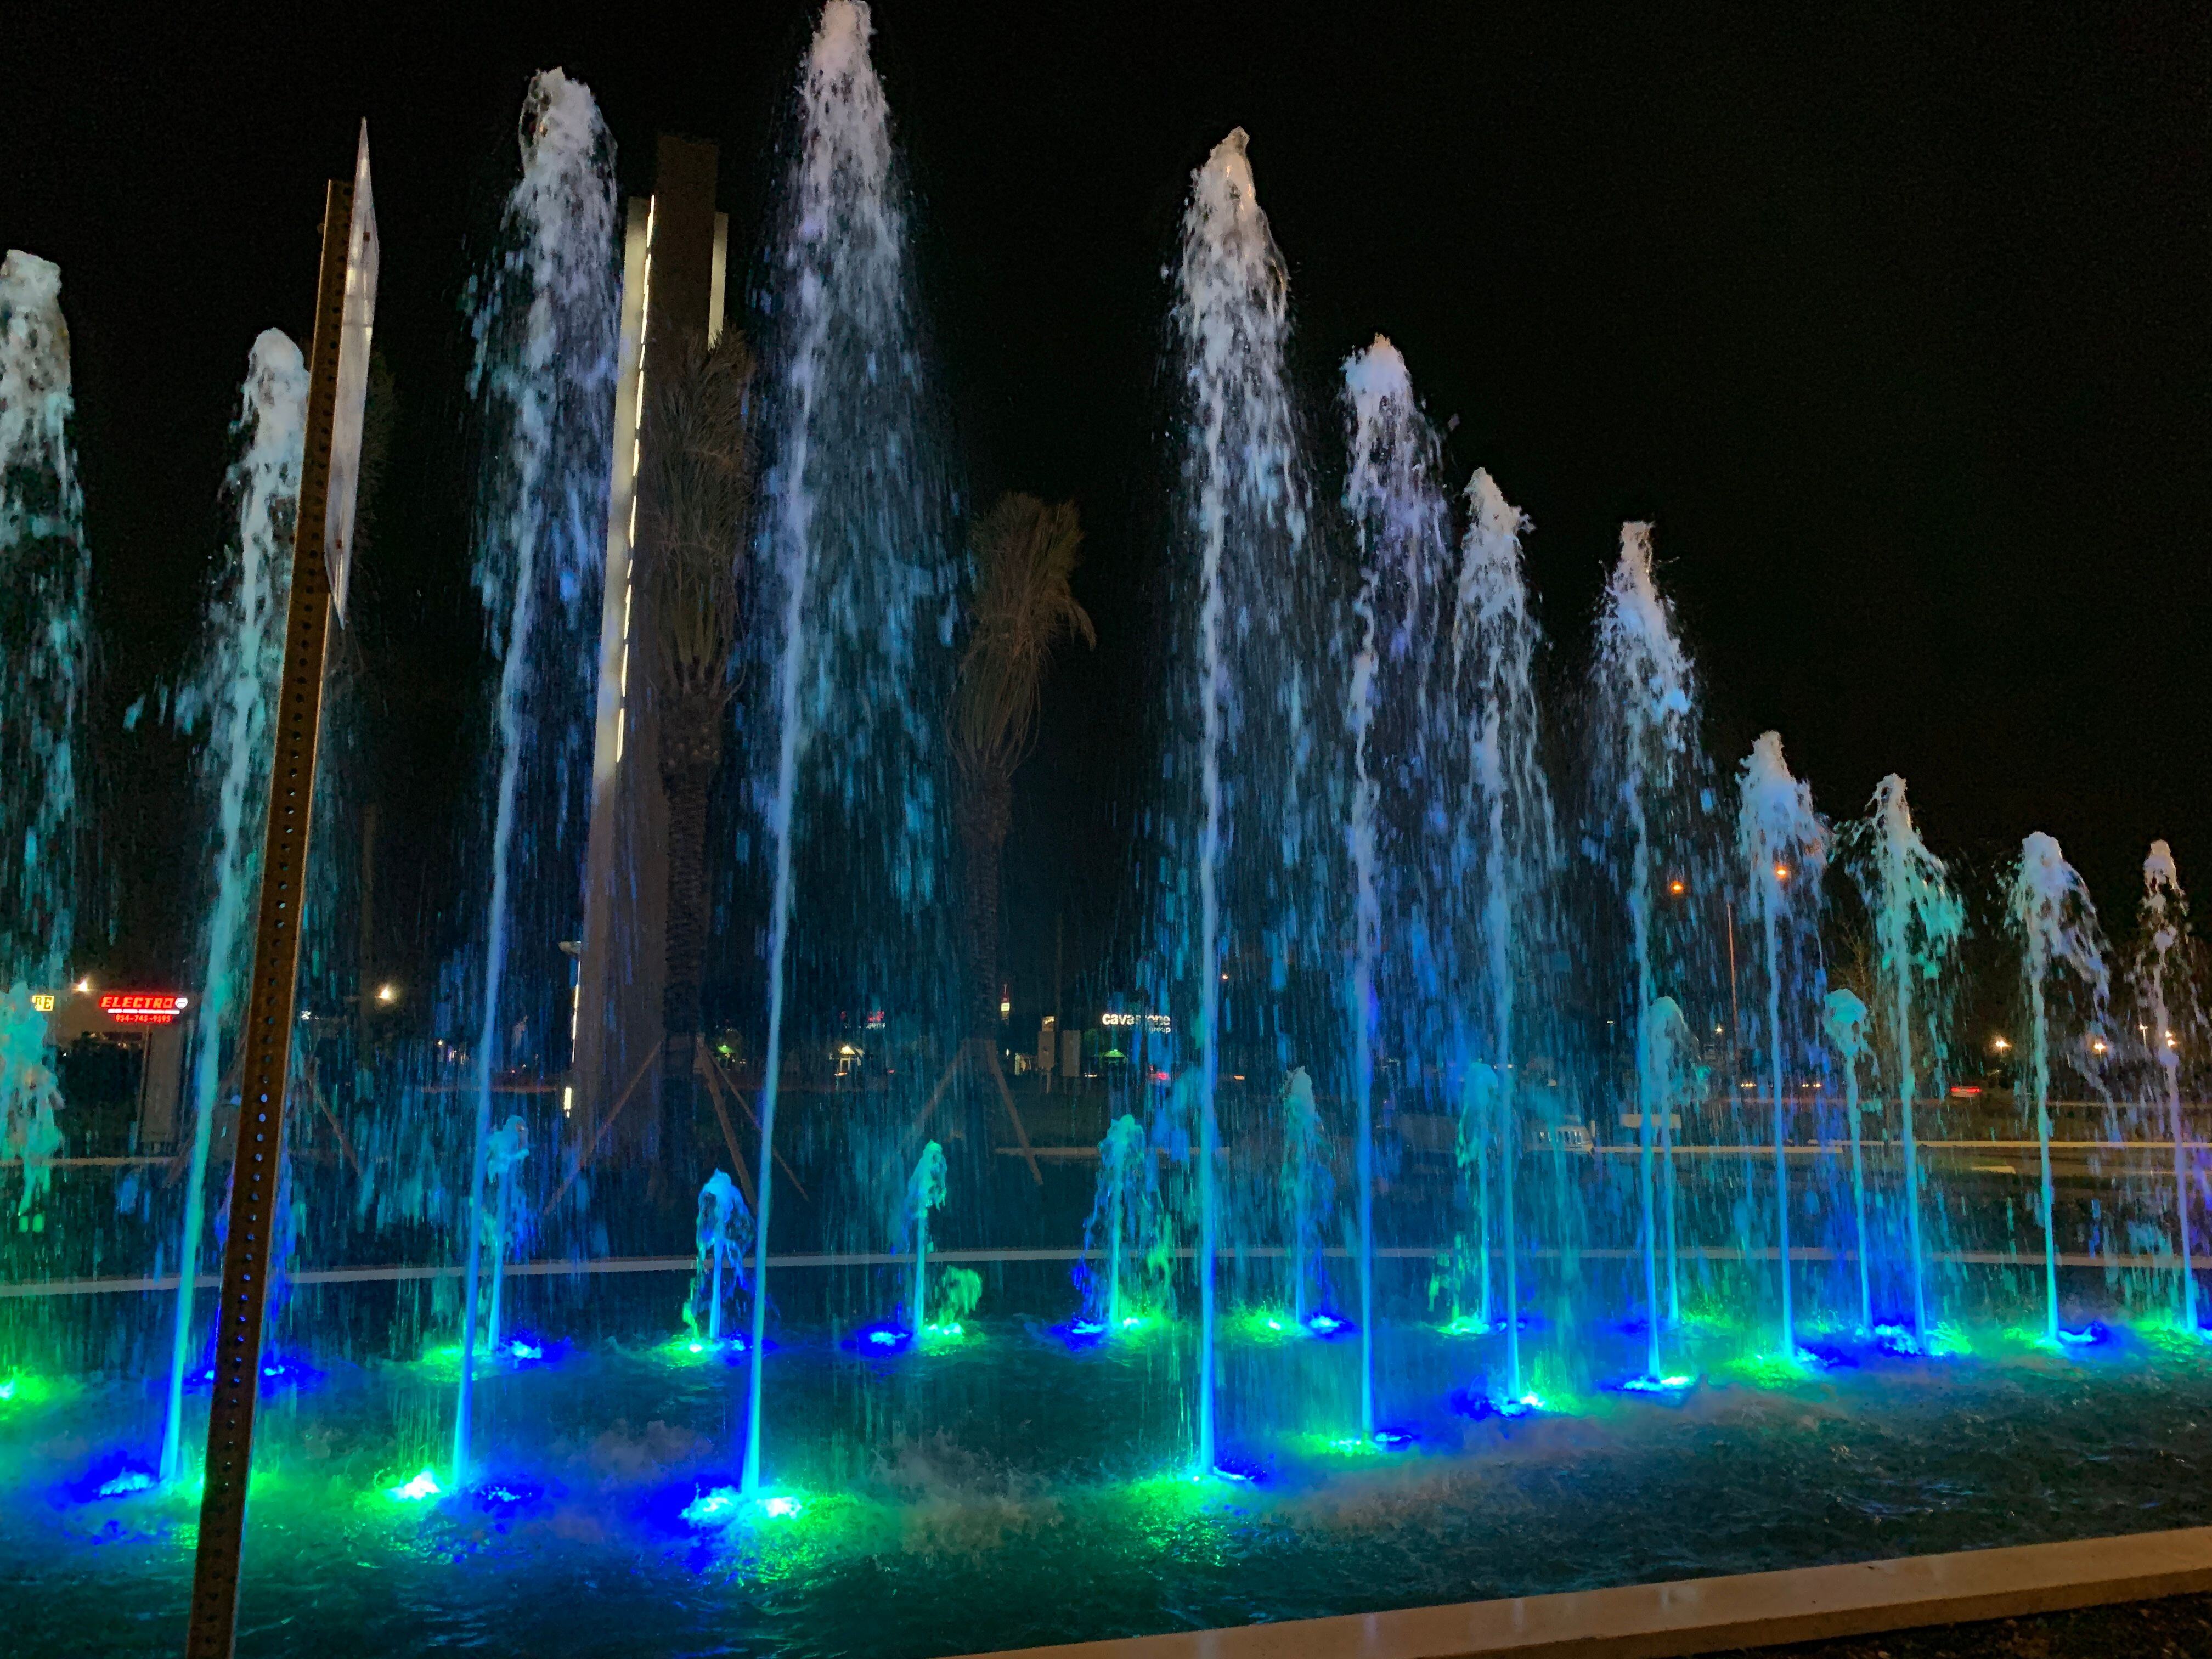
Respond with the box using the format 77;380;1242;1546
958;766;1011;1044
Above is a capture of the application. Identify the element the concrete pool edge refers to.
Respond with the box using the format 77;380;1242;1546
950;1524;2212;1658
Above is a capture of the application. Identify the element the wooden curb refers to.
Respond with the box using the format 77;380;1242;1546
953;1525;2212;1659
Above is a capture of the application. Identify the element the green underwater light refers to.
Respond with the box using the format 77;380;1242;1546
683;1485;807;1527
0;1372;59;1409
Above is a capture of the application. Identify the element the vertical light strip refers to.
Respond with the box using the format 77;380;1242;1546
617;195;656;766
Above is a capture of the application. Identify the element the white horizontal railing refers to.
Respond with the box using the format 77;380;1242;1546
4;1241;2199;1300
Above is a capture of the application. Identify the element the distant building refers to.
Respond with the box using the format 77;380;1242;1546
571;136;730;1154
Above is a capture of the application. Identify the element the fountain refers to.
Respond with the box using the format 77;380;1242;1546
1278;1070;1333;1327
1823;989;1874;1332
1161;124;1315;1473
1081;1113;1155;1333
157;329;307;1483
453;67;619;1480
2010;831;2111;1345
2135;841;2200;1333
744;0;960;1493
0;249;84;1254
1736;731;1829;1358
481;1115;529;1357
1643;995;1693;1331
1341;336;1453;1435
10;10;2212;1655
1590;523;1703;1382
905;1139;948;1335
1446;1064;1498;1331
1450;466;1555;1399
684;1169;752;1346
1846;775;1963;1351
0;986;62;1230
0;250;88;991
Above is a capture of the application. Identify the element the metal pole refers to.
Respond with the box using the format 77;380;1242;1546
184;175;350;1659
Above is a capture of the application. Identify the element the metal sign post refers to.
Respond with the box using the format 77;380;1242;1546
184;137;374;1658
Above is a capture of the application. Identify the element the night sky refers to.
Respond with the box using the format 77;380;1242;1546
11;2;2209;996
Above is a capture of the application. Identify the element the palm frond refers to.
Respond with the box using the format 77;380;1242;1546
953;493;1096;781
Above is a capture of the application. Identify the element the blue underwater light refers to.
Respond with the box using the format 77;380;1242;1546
1210;1454;1268;1485
847;1322;914;1355
1452;1387;1543;1421
1795;1340;1860;1371
1871;1323;1923;1357
1612;1372;1696;1396
186;1352;322;1392
57;1451;162;1508
1304;1311;1356;1340
472;1477;546;1515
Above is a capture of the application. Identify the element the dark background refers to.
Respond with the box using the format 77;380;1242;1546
8;1;2208;1003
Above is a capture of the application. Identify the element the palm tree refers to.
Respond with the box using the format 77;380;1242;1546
928;495;1092;1168
646;331;755;1084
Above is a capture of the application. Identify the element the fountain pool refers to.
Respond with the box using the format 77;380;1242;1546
8;1252;2212;1657
4;4;2209;1655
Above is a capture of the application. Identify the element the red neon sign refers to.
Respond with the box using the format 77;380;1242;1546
100;992;190;1026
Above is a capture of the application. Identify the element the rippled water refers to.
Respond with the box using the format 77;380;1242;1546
6;1277;2211;1657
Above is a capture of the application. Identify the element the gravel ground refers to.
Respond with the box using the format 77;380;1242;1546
1718;1593;2212;1657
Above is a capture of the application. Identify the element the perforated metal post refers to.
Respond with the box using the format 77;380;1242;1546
183;175;350;1659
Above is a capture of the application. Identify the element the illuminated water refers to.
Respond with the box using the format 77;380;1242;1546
160;330;307;1482
9;1271;2212;1657
743;0;961;1493
1159;124;1321;1473
454;66;620;1480
2008;832;2111;1347
0;250;88;992
7;3;2212;1654
1848;774;1965;1350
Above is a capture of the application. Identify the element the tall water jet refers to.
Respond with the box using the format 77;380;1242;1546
160;330;307;1482
747;0;958;1491
1341;336;1451;1435
1590;524;1698;1378
1279;1068;1333;1326
1822;989;1873;1332
2007;832;2110;1345
454;70;618;1479
1451;467;1555;1397
2136;842;2200;1333
1736;732;1827;1355
684;1170;752;1345
1164;126;1312;1472
0;252;88;989
1846;775;1962;1348
906;1140;948;1333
